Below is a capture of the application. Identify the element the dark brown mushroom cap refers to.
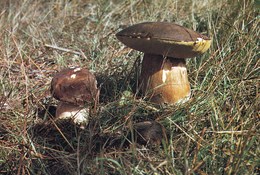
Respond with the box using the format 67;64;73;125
116;22;211;58
131;121;166;145
50;67;98;106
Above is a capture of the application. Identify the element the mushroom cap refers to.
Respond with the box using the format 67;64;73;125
131;121;166;145
116;22;211;58
50;67;98;106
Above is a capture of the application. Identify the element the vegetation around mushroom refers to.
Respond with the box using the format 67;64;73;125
0;0;259;174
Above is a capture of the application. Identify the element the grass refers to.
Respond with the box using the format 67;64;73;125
0;0;259;174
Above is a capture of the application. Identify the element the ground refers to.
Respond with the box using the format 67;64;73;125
0;0;259;174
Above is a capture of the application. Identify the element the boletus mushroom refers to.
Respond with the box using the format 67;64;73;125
50;67;98;129
129;121;167;146
116;22;211;104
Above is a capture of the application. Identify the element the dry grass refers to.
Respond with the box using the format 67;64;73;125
0;0;259;174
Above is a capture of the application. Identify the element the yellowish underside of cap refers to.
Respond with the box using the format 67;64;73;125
158;38;212;54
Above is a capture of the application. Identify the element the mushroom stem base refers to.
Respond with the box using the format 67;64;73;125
139;54;191;104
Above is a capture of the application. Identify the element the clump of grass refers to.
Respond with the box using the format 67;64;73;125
0;0;259;174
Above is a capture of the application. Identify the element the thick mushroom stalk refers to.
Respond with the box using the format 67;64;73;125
140;54;190;104
56;102;89;129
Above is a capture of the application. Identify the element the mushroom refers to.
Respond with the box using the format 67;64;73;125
129;121;167;146
50;67;98;129
95;121;166;148
116;22;211;104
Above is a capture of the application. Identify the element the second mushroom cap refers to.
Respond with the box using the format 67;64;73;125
50;67;98;106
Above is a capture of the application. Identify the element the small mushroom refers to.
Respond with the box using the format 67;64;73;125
116;22;211;104
129;121;166;146
50;67;98;129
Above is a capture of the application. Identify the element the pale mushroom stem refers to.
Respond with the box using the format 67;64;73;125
56;101;89;129
139;53;191;104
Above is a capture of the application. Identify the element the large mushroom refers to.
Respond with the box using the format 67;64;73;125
116;22;211;104
50;67;98;129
